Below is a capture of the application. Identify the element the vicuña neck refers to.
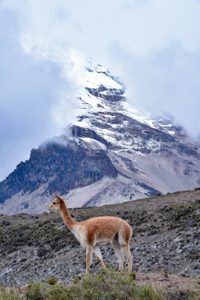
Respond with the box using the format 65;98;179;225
60;202;76;229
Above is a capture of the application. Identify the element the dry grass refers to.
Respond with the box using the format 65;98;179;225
0;270;200;300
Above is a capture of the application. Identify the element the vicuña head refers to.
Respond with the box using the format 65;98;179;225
49;194;65;211
49;194;133;274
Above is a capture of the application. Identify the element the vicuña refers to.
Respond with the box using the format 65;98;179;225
49;194;133;274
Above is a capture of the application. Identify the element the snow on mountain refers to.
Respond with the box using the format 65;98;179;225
1;61;200;215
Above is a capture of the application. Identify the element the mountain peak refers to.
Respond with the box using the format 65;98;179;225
1;62;200;214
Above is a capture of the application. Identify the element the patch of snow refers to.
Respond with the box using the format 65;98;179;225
79;90;102;108
73;118;90;128
95;64;109;74
168;130;175;135
80;137;107;151
123;102;156;128
84;71;122;90
146;139;161;151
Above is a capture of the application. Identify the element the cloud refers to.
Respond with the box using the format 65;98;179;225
1;0;200;179
20;0;199;58
0;4;80;180
109;42;200;138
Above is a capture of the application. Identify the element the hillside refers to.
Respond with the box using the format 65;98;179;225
0;188;199;288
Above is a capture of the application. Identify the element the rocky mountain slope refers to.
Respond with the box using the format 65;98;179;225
0;188;199;287
1;63;200;214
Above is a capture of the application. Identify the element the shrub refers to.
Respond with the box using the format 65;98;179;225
1;270;200;300
25;283;44;300
46;276;58;286
24;269;159;300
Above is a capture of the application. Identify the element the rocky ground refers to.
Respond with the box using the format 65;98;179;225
0;188;200;287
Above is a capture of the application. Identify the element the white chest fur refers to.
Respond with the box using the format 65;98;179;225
71;225;87;248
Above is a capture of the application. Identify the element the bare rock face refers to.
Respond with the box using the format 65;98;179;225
0;140;117;203
0;62;200;214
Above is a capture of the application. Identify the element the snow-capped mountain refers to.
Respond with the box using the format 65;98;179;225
1;63;200;214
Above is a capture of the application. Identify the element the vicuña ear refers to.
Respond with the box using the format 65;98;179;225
55;194;63;201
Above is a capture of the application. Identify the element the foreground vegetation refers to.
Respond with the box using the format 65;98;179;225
0;269;199;300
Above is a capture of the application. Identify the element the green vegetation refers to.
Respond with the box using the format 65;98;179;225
45;276;58;286
0;286;21;300
0;269;199;300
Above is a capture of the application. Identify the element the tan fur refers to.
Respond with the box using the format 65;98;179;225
49;195;133;274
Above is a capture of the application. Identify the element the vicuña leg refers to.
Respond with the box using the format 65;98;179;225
112;238;124;271
122;244;133;273
86;245;93;274
93;246;106;268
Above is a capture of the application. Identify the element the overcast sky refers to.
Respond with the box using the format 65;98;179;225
1;0;200;180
